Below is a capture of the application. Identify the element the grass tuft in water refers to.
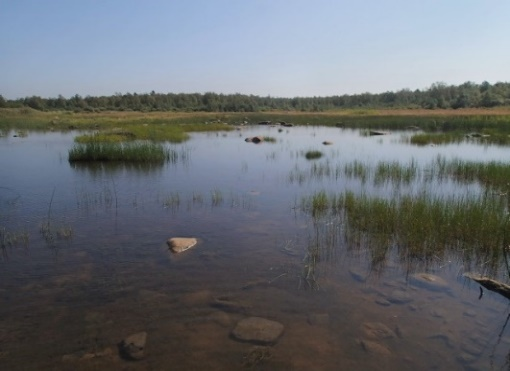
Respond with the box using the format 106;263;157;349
305;150;323;160
211;189;224;207
68;142;173;162
301;190;509;274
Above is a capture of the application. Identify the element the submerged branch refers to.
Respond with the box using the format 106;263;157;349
464;273;510;301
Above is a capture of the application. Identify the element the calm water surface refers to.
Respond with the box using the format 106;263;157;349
1;126;510;370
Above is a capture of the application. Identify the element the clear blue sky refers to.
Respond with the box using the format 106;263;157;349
1;0;509;99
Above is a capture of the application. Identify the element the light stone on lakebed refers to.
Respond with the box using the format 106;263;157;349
119;331;147;360
231;317;284;345
167;237;197;253
409;273;450;293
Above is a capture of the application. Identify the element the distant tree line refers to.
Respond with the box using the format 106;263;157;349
1;81;509;112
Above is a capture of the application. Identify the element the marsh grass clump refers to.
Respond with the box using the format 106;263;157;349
263;136;277;143
68;142;173;162
305;150;323;160
374;160;418;185
301;190;509;274
301;191;329;217
163;192;181;210
343;160;370;184
409;132;464;146
0;227;29;254
211;189;224;207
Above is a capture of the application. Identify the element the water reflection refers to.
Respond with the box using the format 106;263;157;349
2;128;510;369
70;159;166;176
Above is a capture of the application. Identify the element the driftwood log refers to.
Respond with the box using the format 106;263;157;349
464;273;510;300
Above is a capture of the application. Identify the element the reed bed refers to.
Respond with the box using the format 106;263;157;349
68;142;174;162
374;160;418;185
301;190;509;274
289;156;510;195
409;132;464;146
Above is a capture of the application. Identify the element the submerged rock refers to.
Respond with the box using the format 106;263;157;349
119;331;147;360
349;267;367;283
167;237;197;253
409;273;450;293
231;317;284;345
211;296;250;313
245;136;264;143
387;289;413;304
358;339;391;356
308;313;330;326
361;322;396;340
322;141;333;145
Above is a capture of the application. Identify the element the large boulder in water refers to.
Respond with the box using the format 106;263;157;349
167;237;197;253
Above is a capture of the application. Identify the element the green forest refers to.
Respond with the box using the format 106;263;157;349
1;81;509;113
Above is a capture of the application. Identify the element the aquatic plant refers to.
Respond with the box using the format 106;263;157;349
211;189;224;207
163;192;181;210
409;132;465;146
0;227;29;256
68;142;173;162
374;159;418;185
305;150;323;160
300;190;509;275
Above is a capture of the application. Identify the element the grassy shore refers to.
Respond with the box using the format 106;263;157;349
2;107;510;133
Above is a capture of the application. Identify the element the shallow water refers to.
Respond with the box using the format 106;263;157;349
1;126;510;370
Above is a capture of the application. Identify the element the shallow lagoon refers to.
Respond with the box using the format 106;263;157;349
1;125;510;370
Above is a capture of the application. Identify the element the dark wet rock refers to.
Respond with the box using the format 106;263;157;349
167;237;197;253
231;317;284;345
361;322;396;340
387;289;413;304
308;313;330;326
409;273;450;293
257;121;271;125
119;331;147;360
281;122;293;127
375;298;391;306
322;141;333;145
245;136;264;143
211;296;250;313
349;267;366;283
369;130;389;136
394;325;404;339
357;339;391;356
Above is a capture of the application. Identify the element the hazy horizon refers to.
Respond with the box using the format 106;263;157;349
2;0;509;100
